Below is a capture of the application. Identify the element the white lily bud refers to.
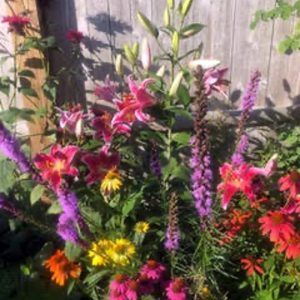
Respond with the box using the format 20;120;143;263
141;38;151;71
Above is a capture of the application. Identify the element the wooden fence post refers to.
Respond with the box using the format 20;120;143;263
5;0;53;155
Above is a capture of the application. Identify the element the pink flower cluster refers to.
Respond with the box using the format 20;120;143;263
108;260;188;300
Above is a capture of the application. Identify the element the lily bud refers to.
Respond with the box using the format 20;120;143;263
179;0;193;19
156;65;166;77
137;12;159;38
115;54;124;76
132;42;139;59
163;8;170;27
188;59;220;70
141;38;151;71
167;0;174;9
171;31;180;57
169;71;183;96
124;44;136;65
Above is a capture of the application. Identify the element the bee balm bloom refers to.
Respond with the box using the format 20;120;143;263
66;29;84;43
2;15;30;35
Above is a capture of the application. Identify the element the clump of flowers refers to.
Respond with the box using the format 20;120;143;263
2;14;30;34
89;238;135;267
44;250;81;286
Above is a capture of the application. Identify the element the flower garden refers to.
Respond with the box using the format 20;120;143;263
0;0;299;299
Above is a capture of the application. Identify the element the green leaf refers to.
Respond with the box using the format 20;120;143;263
0;76;12;97
83;270;110;286
180;23;205;38
47;201;62;215
0;159;16;193
18;69;35;78
122;196;139;217
30;184;45;205
172;132;191;145
19;87;38;98
65;242;82;261
0;107;35;123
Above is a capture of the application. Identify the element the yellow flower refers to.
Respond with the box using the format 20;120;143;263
88;239;112;267
100;168;122;194
107;238;135;266
134;221;150;234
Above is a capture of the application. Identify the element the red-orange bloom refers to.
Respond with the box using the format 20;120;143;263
259;210;295;243
241;257;264;276
279;171;300;200
44;250;81;286
276;234;300;260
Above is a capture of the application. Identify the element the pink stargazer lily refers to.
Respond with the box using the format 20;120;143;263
112;76;156;127
34;145;79;191
57;104;85;137
203;67;228;97
94;75;118;102
81;150;120;185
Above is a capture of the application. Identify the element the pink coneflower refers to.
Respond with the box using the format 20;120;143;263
137;274;154;295
166;278;188;300
240;257;264;276
125;279;139;300
259;210;295;243
66;29;84;43
2;15;30;35
109;274;128;294
140;260;166;281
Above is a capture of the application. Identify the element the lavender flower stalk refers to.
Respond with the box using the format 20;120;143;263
231;71;261;166
164;192;180;252
56;189;91;245
0;121;31;173
150;142;162;178
189;67;213;221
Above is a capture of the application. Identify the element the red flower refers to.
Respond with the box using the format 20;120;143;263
66;29;84;43
240;257;264;276
2;15;30;34
81;150;120;185
218;163;260;210
279;171;300;200
259;210;295;243
276;233;300;260
34;144;79;191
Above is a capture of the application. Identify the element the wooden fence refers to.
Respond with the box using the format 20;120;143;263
1;0;300;117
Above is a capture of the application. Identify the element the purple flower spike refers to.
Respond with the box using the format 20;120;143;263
231;134;249;167
150;143;162;178
165;224;180;251
0;121;31;173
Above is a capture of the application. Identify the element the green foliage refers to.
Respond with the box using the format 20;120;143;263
252;1;300;53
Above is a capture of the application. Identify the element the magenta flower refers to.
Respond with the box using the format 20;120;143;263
112;76;156;127
125;280;139;300
57;104;85;137
94;75;118;101
81;150;120;185
203;67;228;97
140;260;166;282
2;15;30;34
91;108;130;147
66;29;84;43
34;144;79;191
166;278;188;300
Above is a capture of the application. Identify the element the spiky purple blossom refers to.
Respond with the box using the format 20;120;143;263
57;189;80;219
0;121;31;173
150;143;162;178
241;70;261;112
231;134;249;167
164;224;180;251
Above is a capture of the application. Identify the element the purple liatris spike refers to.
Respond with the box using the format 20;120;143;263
150;143;162;178
57;213;83;246
164;193;180;252
241;70;261;113
189;67;213;221
231;134;249;167
57;189;80;219
0;121;31;173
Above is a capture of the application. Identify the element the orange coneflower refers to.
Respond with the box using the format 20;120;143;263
240;256;264;276
44;250;81;286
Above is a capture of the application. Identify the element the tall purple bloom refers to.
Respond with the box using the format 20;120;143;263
56;189;91;245
150;142;162;178
0;121;31;173
189;67;213;221
232;71;261;167
231;134;249;167
164;192;180;252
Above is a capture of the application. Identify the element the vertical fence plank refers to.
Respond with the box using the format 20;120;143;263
230;0;275;108
266;16;300;109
